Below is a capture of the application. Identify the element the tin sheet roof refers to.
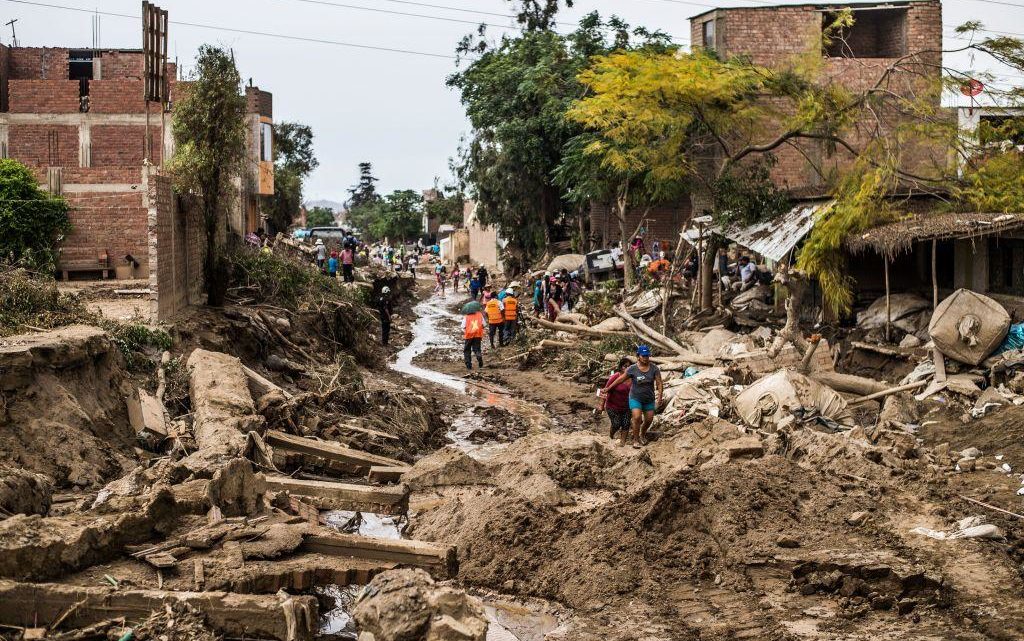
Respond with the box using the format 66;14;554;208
684;201;826;263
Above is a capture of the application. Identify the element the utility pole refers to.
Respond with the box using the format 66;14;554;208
5;19;18;47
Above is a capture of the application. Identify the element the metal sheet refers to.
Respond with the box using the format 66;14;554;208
684;202;826;263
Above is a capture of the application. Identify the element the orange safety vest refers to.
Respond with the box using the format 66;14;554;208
485;298;504;324
503;296;518;321
464;312;484;339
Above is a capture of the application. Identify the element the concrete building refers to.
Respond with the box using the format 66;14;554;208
463;201;502;272
0;45;273;279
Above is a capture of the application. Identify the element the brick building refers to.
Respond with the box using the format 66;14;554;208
0;45;274;282
590;1;945;250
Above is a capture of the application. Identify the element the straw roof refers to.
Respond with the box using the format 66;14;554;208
846;211;1024;257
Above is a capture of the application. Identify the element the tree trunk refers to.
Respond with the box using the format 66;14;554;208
617;191;633;290
577;203;590;254
700;235;720;311
203;175;227;307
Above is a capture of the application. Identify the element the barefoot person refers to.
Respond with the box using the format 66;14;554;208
598;357;633;445
601;345;662;448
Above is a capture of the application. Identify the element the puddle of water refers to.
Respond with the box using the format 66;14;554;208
317;584;360;638
321;510;402;539
390;293;555;455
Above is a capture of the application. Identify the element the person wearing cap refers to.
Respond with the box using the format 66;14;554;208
600;345;662;448
315;238;327;271
502;288;519;343
327;251;339;279
484;292;505;348
546;277;561;322
377;286;394;346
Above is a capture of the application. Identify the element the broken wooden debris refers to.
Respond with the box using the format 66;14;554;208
533;316;633;338
339;422;401;442
0;580;317;641
368;465;411;483
848;380;929;406
302;531;457;579
262;476;410;515
242;364;294;401
265;430;404;473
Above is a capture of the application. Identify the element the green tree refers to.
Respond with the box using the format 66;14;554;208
424;187;465;226
0;159;70;271
266;122;319;233
347;162;380;210
169;45;247;306
449;8;670;272
306;206;336;227
350;190;423;242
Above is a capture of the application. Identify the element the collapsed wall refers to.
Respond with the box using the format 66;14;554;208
0;325;138;488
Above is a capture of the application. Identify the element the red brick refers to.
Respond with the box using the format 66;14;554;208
8;124;78;168
8;80;80;113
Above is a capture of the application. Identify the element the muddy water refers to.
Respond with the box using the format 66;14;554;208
319;293;559;640
391;294;553;455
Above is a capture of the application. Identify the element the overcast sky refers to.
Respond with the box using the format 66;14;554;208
1;0;1018;202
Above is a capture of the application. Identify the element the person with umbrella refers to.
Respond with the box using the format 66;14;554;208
461;300;485;369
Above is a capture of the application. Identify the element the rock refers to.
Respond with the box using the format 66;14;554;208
961;447;982;459
402;448;491;490
846;511;870;527
896;597;917;615
724;437;765;460
353;569;487;641
899;334;923;349
838;576;865;597
933;442;950;462
871;595;895;610
0;464;53;516
776;535;801;548
957;457;976;472
799;583;817;596
502;580;515;592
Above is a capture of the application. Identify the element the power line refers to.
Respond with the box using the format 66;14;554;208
0;0;458;59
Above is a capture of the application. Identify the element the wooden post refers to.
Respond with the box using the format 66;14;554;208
696;224;704;308
884;255;892;343
932;238;938;308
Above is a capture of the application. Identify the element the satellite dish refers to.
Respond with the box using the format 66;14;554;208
960;79;984;97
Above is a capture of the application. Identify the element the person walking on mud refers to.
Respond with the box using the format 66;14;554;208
601;345;662;448
484;294;505;348
502;288;519;343
462;304;485;370
599;357;633;445
377;286;393;347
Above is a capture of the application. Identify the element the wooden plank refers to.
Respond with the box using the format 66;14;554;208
0;580;317;641
241;365;293;401
193;559;204;590
262;476;409;515
302;531;457;579
265;430;404;471
339;423;400;442
289;495;320;526
368;465;411;483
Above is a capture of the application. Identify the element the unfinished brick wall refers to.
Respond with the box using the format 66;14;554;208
8;79;80;113
689;1;943;196
91;124;160;167
148;170;205;319
589;200;692;250
59;169;149;274
8;124;78;168
98;51;143;79
0;45;9;112
8;47;68;79
89;79;149;113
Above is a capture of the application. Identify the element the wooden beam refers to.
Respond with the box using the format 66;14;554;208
262;476;409;515
0;581;317;641
302;531;457;579
884;255;892;343
265;430;404;473
241;365;293;401
368;465;411;483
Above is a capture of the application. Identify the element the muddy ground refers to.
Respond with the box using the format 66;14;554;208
403;284;1024;641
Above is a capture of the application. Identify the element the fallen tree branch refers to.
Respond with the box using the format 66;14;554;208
957;494;1024;521
613;305;688;354
533;317;633;338
848;380;928;405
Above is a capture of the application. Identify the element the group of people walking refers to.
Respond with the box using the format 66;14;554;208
460;280;520;370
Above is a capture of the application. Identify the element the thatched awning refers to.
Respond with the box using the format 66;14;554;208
846;211;1024;257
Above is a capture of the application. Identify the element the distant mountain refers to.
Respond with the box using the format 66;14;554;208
304;199;347;220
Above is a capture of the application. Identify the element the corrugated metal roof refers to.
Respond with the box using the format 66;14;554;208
684;202;826;263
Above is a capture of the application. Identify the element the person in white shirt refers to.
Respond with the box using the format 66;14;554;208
734;256;756;291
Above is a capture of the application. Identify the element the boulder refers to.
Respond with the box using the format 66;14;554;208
353;569;486;641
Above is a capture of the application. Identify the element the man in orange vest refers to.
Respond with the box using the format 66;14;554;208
462;307;485;369
484;295;505;348
502;288;519;344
